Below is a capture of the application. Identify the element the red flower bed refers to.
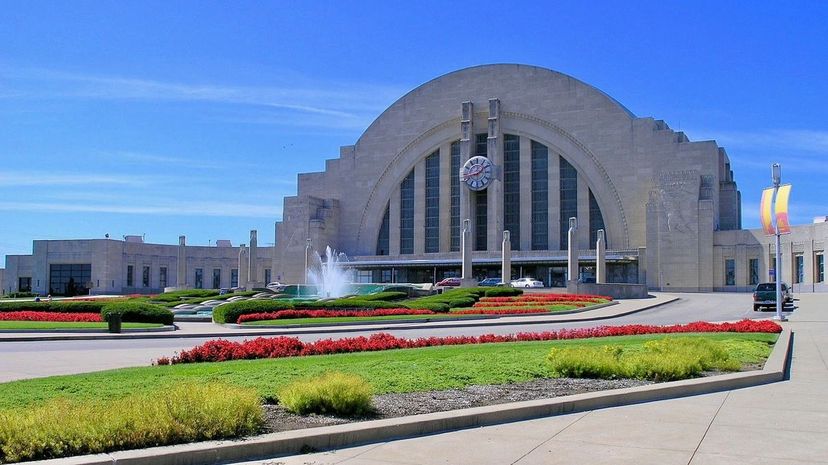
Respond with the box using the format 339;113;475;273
237;308;435;324
0;311;103;322
480;293;611;303
157;319;782;365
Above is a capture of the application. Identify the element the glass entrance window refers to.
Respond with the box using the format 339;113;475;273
142;266;150;287
195;269;203;289
817;253;824;283
212;268;221;289
231;269;239;287
160;267;168;288
49;264;92;296
794;254;804;283
748;259;759;285
18;277;31;292
725;259;735;286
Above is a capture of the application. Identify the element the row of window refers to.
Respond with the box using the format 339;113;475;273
724;253;825;286
378;134;607;255
125;266;272;289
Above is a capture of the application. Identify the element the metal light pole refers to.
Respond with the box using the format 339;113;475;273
772;164;786;322
304;238;312;285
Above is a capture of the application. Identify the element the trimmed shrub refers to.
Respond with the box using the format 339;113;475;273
301;300;400;310
347;291;408;302
484;287;523;298
0;301;109;314
100;302;173;325
150;289;221;302
278;372;373;416
403;302;450;312
0;383;262;463
1;292;38;299
213;300;295;324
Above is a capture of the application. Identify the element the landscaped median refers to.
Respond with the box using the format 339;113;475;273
0;320;782;463
0;300;174;331
216;289;612;327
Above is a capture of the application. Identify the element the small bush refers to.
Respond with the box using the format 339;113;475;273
151;289;221;302
213;300;294;324
484;287;523;298
100;302;173;325
547;337;746;382
302;299;400;310
278;372;373;416
0;383;262;463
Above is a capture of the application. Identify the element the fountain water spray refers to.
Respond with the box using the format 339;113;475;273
307;245;351;298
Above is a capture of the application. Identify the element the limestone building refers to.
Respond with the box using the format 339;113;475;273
2;64;826;295
271;64;826;293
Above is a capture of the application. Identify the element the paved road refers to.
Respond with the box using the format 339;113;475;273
0;292;795;382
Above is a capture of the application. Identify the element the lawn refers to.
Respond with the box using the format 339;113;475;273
0;321;164;330
242;313;472;326
0;332;777;411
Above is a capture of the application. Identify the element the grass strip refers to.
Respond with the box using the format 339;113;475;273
0;321;163;330
0;332;777;411
242;314;469;326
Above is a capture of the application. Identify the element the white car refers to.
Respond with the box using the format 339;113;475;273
510;277;544;288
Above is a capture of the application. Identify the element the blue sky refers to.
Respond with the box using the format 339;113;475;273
1;0;826;259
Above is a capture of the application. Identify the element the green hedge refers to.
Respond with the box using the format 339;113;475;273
213;300;295;324
100;302;174;325
1;292;38;299
402;302;450;312
405;288;487;309
150;289;221;302
483;287;523;297
300;300;401;310
0;301;109;313
347;291;408;302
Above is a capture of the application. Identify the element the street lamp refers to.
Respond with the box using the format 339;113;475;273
771;164;786;322
304;238;312;285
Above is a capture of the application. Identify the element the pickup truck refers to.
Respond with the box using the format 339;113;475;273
753;282;793;311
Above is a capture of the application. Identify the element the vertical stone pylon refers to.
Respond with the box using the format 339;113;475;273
461;219;475;286
567;217;579;283
238;244;249;289
248;230;258;286
502;230;511;285
176;235;187;288
596;229;606;284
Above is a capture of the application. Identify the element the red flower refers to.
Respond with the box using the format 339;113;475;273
0;311;102;322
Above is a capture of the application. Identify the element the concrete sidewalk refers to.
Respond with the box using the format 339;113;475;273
0;293;678;342
237;293;827;465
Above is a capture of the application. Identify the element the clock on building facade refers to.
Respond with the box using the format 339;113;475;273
460;156;493;191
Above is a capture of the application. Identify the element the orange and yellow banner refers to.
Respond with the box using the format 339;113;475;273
760;187;775;235
775;184;792;235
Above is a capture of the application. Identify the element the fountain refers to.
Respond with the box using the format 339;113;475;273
307;245;351;298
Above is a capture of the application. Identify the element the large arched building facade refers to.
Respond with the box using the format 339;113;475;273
273;64;826;292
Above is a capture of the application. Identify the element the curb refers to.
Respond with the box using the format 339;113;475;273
27;328;791;465
0;297;674;343
0;325;176;334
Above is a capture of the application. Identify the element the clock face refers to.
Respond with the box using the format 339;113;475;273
460;156;493;191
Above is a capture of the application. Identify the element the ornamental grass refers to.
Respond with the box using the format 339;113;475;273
0;383;262;464
278;372;373;416
547;337;753;382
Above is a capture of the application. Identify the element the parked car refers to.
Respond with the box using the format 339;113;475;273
510;277;544;288
436;277;461;287
752;282;793;311
478;277;504;287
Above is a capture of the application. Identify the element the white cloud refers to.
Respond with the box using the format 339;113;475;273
0;172;155;187
0;200;281;218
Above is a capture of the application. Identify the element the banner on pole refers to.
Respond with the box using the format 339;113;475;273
775;184;792;235
760;187;776;236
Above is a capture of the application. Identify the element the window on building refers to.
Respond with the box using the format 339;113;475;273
589;190;606;248
18;277;31;292
212;268;221;289
399;169;415;254
816;253;824;283
231;268;239;287
748;259;759;285
127;265;134;287
794;254;804;284
50;264;92;296
142;266;150;287
450;141;461;252
475;133;488;157
376;204;390;255
194;268;203;289
160;267;168;288
475;191;488;251
725;259;735;286
531;140;548;250
503;134;520;249
559;156;578;250
265;268;271;284
425;150;440;253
